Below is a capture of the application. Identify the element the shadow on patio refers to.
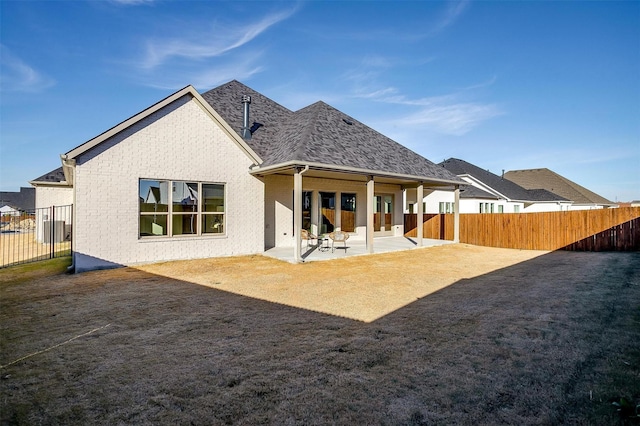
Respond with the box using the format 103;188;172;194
263;236;455;263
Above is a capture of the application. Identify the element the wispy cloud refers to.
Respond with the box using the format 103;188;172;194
396;99;503;136
344;52;500;135
140;53;265;91
139;8;297;70
429;0;470;35
0;45;55;93
354;85;503;136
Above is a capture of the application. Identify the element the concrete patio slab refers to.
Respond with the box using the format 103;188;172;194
263;236;454;263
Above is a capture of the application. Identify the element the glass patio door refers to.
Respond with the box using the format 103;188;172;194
319;192;336;235
374;194;393;234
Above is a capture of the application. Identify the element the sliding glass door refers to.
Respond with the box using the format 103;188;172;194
374;194;393;234
319;192;335;235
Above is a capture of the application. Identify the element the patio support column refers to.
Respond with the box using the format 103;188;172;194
453;184;460;243
293;168;303;262
416;183;424;246
366;176;374;253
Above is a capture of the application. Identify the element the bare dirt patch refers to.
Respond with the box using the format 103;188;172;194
0;232;71;267
1;246;639;425
137;244;549;322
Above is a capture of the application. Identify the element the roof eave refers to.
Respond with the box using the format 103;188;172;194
250;160;466;186
29;180;72;188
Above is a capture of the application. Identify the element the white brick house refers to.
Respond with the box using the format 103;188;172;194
30;169;74;243
40;81;464;272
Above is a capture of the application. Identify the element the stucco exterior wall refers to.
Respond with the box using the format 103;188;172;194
72;95;264;272
567;204;605;211
421;189;537;214
264;175;404;248
523;202;570;212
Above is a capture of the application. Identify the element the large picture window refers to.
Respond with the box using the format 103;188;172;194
139;179;225;238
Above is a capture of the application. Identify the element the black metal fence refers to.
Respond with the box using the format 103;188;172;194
0;205;73;268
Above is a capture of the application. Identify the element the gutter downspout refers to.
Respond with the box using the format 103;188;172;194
293;165;310;263
60;154;76;273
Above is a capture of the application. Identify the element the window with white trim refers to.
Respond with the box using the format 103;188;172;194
139;179;225;238
439;202;454;213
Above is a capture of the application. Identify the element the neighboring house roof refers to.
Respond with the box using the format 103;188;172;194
440;158;570;203
459;185;500;200
504;168;614;206
441;158;532;201
0;187;35;211
202;80;463;185
524;188;569;202
146;186;161;204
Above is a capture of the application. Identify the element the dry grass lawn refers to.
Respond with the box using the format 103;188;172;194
1;245;639;425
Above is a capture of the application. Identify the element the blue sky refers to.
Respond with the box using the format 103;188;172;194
1;0;639;202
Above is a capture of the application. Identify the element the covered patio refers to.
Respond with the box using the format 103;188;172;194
256;163;463;263
263;235;454;263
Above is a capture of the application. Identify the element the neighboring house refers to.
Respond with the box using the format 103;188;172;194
0;187;35;213
406;183;498;214
504;168;616;210
618;201;640;208
29;167;74;243
407;158;571;213
0;187;35;231
37;80;464;272
30;167;74;208
0;205;21;218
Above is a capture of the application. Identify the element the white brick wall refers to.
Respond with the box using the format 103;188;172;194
73;95;264;271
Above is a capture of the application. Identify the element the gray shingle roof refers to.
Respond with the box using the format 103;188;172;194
441;158;532;200
201;80;462;183
201;80;294;163
459;185;499;200
0;187;35;211
504;168;613;205
524;188;569;202
32;167;66;184
441;158;569;202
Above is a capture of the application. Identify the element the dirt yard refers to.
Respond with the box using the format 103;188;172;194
1;245;639;425
0;232;71;268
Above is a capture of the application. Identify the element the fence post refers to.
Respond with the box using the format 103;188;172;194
50;206;55;259
70;204;73;257
453;186;460;243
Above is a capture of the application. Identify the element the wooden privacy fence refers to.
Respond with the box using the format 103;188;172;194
404;207;640;251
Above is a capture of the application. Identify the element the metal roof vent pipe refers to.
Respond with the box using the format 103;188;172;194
241;95;252;140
